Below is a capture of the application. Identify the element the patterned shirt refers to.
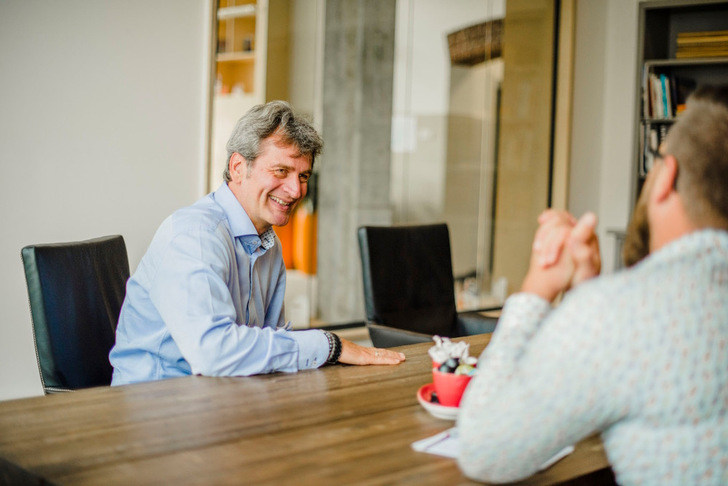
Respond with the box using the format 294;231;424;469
458;229;728;485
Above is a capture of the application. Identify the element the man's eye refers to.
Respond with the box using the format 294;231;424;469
274;169;287;176
299;174;310;183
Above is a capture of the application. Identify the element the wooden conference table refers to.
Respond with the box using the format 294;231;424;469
0;334;611;485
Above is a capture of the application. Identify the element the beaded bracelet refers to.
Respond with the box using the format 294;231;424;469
323;331;342;364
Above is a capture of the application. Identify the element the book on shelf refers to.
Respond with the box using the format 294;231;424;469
661;74;672;119
647;73;669;119
641;123;671;177
677;30;728;44
648;73;663;118
641;124;656;177
676;30;728;58
642;65;650;119
677;48;728;58
643;72;696;120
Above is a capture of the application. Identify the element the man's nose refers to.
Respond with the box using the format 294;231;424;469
284;175;304;199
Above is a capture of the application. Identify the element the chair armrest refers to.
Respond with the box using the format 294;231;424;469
455;310;499;336
464;305;503;314
366;322;433;348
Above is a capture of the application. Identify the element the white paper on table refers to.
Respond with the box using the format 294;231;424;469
411;428;461;458
411;428;575;471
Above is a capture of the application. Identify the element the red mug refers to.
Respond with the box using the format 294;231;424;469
432;368;472;407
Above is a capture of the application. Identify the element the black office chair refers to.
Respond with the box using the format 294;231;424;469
357;224;499;348
21;235;130;393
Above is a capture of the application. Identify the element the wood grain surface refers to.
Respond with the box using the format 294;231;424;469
0;335;610;485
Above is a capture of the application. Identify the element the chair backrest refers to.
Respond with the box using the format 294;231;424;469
357;224;459;336
21;235;130;393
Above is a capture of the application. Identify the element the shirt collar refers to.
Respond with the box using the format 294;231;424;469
214;182;258;238
259;228;276;250
213;183;277;254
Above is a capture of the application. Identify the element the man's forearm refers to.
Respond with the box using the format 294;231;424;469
457;293;552;481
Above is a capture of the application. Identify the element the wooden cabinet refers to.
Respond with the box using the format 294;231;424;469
216;2;259;97
208;0;290;191
632;0;728;208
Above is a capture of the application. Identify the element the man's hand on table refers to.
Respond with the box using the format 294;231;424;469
338;338;406;365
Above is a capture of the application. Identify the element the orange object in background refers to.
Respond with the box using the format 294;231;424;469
273;221;294;269
292;202;317;275
274;172;319;273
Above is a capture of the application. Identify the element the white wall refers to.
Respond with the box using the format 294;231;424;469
569;0;644;272
0;1;211;401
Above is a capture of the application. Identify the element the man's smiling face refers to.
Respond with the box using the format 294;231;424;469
228;134;312;234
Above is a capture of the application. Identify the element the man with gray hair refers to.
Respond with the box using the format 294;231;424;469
110;101;404;385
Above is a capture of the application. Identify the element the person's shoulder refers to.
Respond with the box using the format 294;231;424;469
568;269;629;298
558;268;642;319
168;194;229;234
146;195;234;255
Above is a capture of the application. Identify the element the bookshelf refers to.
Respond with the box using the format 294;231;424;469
215;1;258;97
208;0;290;192
632;0;728;209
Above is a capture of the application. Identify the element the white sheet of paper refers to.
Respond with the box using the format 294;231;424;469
411;428;460;458
411;428;575;471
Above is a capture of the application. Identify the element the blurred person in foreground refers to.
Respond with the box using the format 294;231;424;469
110;101;404;385
458;85;728;485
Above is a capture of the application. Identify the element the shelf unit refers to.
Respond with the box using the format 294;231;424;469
215;0;260;97
208;0;290;192
631;0;728;208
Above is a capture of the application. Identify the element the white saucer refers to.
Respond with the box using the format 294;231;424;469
417;383;459;420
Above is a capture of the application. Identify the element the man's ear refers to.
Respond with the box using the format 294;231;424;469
228;153;247;182
650;155;679;204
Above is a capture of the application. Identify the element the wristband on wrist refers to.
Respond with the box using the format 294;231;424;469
323;331;342;364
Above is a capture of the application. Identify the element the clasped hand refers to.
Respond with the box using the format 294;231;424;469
521;210;601;302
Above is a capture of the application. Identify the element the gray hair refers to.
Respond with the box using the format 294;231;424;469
223;100;323;182
664;85;728;228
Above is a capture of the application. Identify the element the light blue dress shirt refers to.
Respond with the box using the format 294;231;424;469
110;183;329;385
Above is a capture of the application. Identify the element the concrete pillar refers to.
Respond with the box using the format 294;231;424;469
316;0;396;323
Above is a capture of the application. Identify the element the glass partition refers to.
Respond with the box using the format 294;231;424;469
391;0;506;311
208;0;560;327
